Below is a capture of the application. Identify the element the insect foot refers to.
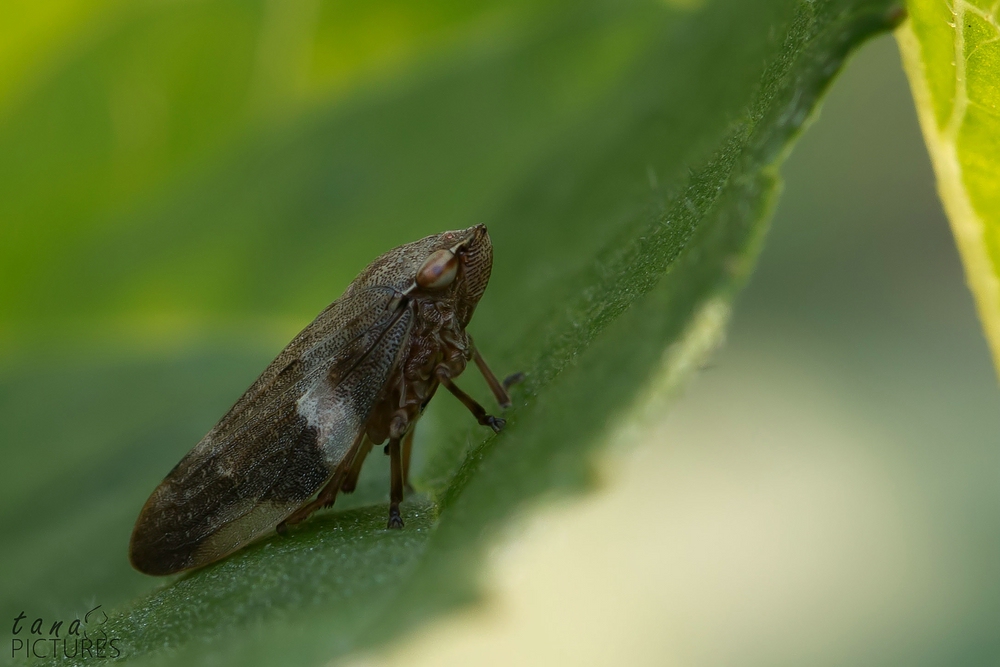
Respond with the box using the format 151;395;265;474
487;416;506;433
502;372;525;390
387;506;404;529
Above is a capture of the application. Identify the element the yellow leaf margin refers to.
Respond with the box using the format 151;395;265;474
897;0;1000;381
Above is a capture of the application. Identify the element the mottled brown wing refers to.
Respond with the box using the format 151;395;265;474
129;287;413;575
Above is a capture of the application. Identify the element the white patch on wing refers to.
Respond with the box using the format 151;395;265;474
297;379;360;467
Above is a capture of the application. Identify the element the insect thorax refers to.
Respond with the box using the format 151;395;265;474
364;295;469;444
405;295;471;395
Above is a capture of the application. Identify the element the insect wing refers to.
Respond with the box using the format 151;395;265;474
129;287;413;575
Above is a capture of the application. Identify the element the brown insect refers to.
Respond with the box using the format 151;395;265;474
129;225;518;575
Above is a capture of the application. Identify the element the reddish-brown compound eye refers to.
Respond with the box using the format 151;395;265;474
416;249;458;289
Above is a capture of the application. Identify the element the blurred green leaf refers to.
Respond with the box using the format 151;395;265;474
897;0;1000;380
0;0;900;665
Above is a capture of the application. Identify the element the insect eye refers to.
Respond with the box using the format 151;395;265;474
416;249;459;289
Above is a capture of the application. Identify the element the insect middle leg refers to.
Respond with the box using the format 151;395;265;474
382;409;411;528
387;435;404;529
436;366;505;433
401;425;415;493
341;425;415;496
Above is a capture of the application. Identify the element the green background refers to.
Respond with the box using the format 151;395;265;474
670;34;1000;664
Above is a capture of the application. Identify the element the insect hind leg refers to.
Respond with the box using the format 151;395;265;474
276;430;367;534
341;435;375;494
277;471;345;534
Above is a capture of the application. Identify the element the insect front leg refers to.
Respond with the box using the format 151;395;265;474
436;366;505;433
471;343;523;409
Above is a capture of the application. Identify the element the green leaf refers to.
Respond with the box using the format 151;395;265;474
898;0;1000;380
0;0;900;665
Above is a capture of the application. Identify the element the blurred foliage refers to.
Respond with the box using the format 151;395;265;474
898;0;1000;379
0;0;904;665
